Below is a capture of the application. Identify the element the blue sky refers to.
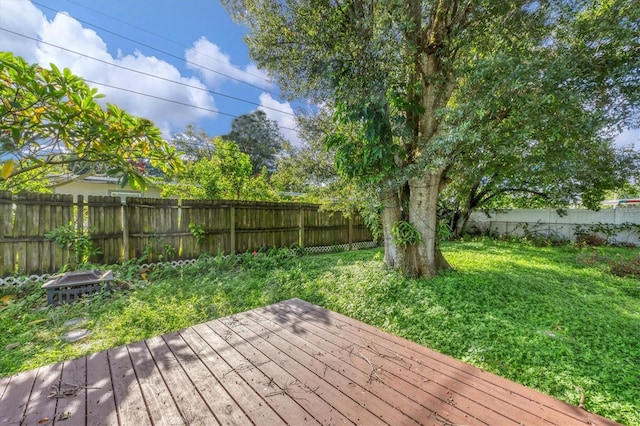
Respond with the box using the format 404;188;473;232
0;0;302;144
0;0;638;150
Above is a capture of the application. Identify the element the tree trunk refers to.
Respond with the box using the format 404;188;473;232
409;171;451;277
381;173;451;278
453;209;470;237
381;184;402;268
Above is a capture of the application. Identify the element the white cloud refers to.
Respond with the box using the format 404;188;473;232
0;0;46;63
185;37;273;90
0;2;216;138
614;129;640;150
258;93;301;146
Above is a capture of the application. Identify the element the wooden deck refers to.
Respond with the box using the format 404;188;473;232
0;298;619;425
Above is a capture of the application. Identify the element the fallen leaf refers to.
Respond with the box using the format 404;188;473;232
58;411;71;421
38;417;49;424
1;294;15;304
5;343;20;350
27;318;47;325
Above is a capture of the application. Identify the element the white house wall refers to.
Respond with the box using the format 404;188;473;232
468;208;640;245
51;180;163;202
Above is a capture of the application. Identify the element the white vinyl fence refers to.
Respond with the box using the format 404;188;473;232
468;208;640;245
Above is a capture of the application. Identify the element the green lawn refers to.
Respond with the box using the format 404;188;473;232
1;239;638;424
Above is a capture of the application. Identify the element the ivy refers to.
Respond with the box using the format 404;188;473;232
391;221;423;247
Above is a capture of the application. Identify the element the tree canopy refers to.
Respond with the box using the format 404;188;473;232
160;137;278;201
224;0;640;277
223;110;285;174
0;52;181;191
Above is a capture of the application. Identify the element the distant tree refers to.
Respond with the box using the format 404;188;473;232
223;110;284;174
161;137;279;201
0;52;181;191
171;124;217;160
272;108;338;194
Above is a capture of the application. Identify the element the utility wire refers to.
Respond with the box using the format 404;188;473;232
31;0;281;97
81;78;298;132
64;0;272;85
0;28;295;117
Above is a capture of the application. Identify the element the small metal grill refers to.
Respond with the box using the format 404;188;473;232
42;270;113;306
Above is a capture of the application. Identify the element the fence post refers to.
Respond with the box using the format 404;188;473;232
76;195;84;230
348;215;353;250
298;206;305;249
122;202;129;262
230;205;236;255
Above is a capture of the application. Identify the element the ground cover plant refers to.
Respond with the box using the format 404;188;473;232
1;239;638;424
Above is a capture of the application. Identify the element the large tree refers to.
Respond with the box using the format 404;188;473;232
223;110;284;174
223;0;640;277
0;52;181;190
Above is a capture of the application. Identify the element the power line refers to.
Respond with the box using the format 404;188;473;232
0;28;295;118
81;78;298;132
63;0;272;85
31;1;282;97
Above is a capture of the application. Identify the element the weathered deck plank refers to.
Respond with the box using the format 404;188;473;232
21;362;62;425
250;303;499;425
212;317;349;425
126;340;184;426
285;298;620;426
55;357;87;426
172;327;257;425
145;334;219;425
205;319;320;425
107;345;151;425
1;369;35;425
85;351;118;426
186;323;286;425
234;310;424;425
0;298;622;426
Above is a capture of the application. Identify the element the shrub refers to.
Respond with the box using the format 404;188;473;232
576;233;608;247
45;223;100;268
609;256;640;279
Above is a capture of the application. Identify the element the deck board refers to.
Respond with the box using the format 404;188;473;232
107;345;151;426
0;298;621;426
251;302;502;425
0;369;34;425
205;319;321;425
56;357;88;426
85;351;118;426
187;323;286;425
145;334;219;425
237;309;425;425
126;340;184;426
22;363;62;425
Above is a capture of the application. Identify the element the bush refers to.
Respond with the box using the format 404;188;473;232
576;233;608;247
609;256;640;279
45;223;100;268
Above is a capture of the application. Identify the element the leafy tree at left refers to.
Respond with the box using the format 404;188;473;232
0;52;181;191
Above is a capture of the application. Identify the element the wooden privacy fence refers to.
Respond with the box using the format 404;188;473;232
0;191;374;277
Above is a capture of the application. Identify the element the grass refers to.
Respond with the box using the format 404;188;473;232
1;239;638;424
